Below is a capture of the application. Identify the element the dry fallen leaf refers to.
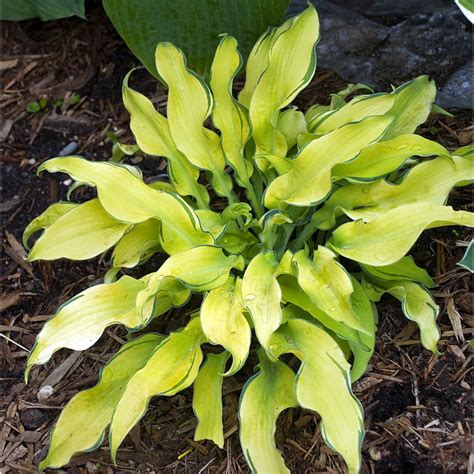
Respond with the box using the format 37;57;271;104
0;119;14;142
447;297;465;343
0;59;19;71
0;291;24;312
4;231;34;277
458;125;474;146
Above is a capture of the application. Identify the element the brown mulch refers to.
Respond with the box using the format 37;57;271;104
1;7;473;474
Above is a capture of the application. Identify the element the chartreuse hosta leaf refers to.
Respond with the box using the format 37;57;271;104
330;203;474;266
349;277;376;382
210;36;252;189
38;157;212;254
109;317;204;459
240;350;297;474
330;83;374;108
293;247;369;335
313;154;473;229
39;334;163;471
242;252;282;353
155;42;234;200
304;83;373;131
363;278;440;353
193;352;229;448
310;75;435;137
111;219;162;272
122;72;209;208
238;15;291;108
278;271;373;381
310;92;395;134
359;258;439;353
278;274;365;348
196;209;227;239
249;5;319;157
25;5;474;474
361;256;435;288
195;208;259;254
341;155;473;221
265;115;393;209
332;134;450;181
28;199;129;261
305;103;330;129
23;201;78;249
198;203;253;235
26;275;175;377
137;246;244;318
383;75;436;140
277;107;307;150
271;319;364;474
455;144;474;158
201;277;251;375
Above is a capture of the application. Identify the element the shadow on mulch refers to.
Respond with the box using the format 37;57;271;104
1;6;473;474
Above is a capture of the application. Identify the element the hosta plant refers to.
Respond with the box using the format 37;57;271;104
25;5;473;473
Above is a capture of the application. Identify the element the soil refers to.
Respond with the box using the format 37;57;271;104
1;6;473;474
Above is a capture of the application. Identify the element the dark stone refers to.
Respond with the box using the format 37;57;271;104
372;11;472;87
438;60;474;109
288;0;473;109
20;408;49;430
328;0;454;16
33;446;48;466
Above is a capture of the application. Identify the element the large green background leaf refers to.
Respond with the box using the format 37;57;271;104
1;0;85;21
103;0;290;79
457;0;474;15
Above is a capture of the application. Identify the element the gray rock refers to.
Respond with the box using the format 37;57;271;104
20;408;49;430
438;61;474;109
328;0;454;16
289;0;473;109
372;11;471;86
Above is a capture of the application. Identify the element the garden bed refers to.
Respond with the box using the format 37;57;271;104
1;7;472;473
